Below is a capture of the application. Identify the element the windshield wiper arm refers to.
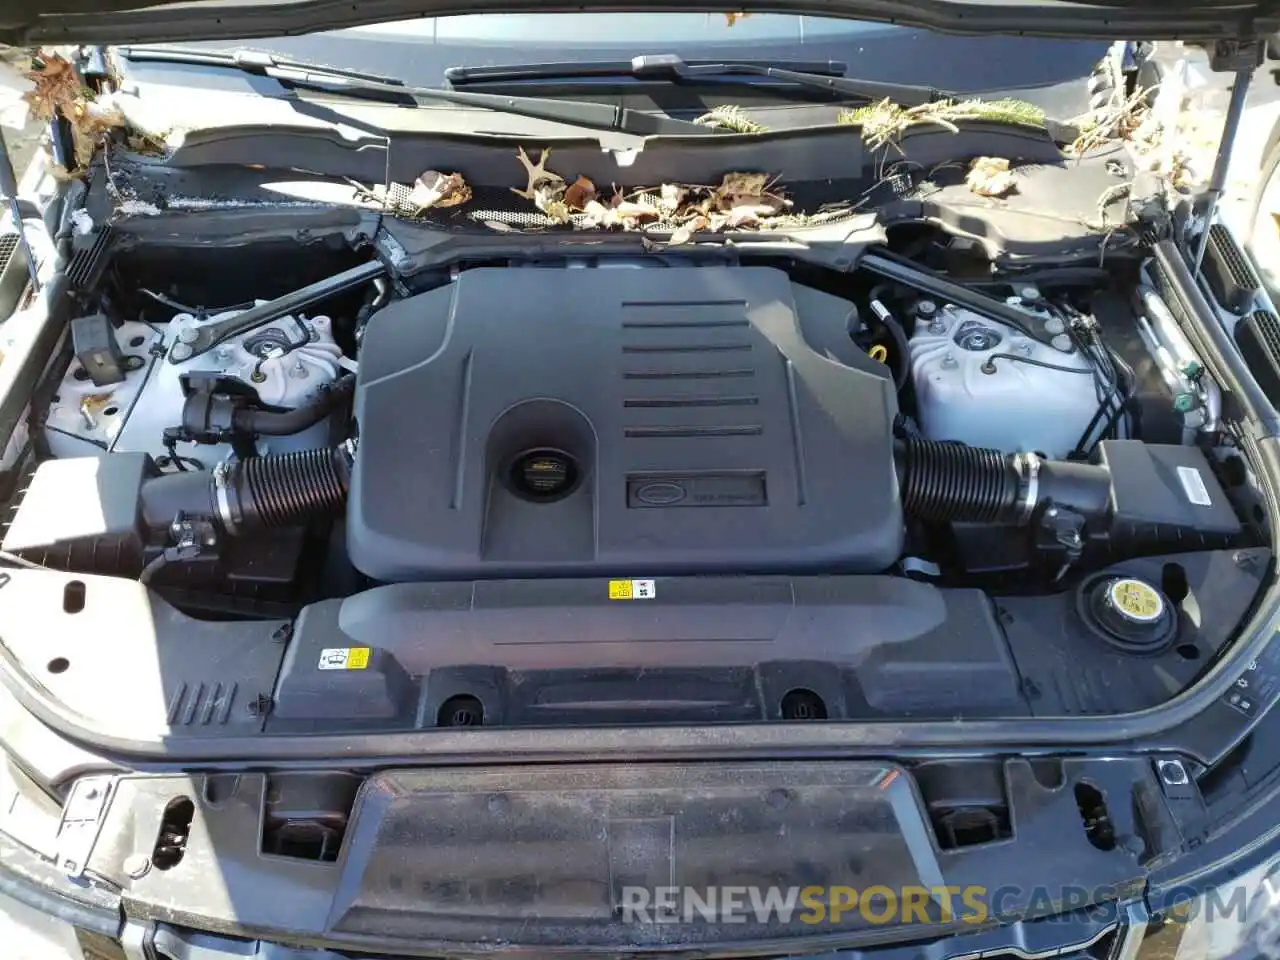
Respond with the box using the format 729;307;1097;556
446;54;951;107
116;46;718;137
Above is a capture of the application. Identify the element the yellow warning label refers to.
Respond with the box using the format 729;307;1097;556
608;579;656;600
1109;578;1163;623
319;647;372;670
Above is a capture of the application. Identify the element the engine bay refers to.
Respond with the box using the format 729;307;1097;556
0;216;1271;728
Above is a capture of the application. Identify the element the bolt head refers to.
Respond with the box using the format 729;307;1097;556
123;854;151;879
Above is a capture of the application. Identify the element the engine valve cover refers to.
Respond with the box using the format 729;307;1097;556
349;266;901;580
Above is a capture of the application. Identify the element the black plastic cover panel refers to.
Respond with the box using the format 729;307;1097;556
350;266;901;580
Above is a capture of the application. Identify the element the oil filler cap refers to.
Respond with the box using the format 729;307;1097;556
1079;575;1177;655
509;448;580;502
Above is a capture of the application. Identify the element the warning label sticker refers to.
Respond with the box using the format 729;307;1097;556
1176;465;1212;507
608;579;656;600
318;647;371;670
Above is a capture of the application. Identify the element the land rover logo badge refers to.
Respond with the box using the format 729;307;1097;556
635;481;687;506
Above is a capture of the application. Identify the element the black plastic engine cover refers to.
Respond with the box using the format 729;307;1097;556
349;266;901;580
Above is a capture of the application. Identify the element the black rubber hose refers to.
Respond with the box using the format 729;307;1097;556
867;285;910;391
897;438;1020;523
223;445;352;531
232;374;355;437
140;444;353;535
896;438;1112;525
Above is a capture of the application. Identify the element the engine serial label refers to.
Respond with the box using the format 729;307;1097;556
609;579;656;600
318;647;371;670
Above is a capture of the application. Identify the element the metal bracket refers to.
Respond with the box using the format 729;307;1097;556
167;259;386;363
1210;38;1266;72
55;775;115;878
120;918;158;960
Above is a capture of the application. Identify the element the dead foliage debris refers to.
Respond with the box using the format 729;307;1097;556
965;156;1017;198
1067;87;1150;157
364;147;825;244
838;98;1046;152
694;105;769;134
22;51;126;169
409;170;471;212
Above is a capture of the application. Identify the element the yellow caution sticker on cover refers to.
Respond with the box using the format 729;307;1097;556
318;647;372;670
608;579;656;600
1108;578;1164;624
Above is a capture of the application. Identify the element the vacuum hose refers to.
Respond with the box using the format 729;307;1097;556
141;442;354;535
896;438;1111;525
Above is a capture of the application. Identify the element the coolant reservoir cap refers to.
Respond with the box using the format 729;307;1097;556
1078;574;1177;655
1105;577;1165;624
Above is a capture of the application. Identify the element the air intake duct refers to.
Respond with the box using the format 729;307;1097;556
141;443;354;536
896;438;1111;525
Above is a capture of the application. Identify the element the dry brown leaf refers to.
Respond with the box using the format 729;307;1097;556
409;170;471;211
511;147;574;223
668;219;703;246
564;175;596;210
659;183;686;213
724;12;753;27
533;183;572;224
612;200;661;228
716;172;769;202
512;146;564;199
724;204;774;227
22;53;130;169
966;156;1016;197
580;200;612;227
21;53;82;123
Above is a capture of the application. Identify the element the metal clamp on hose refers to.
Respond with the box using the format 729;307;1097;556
212;460;240;534
1014;451;1041;524
897;438;1109;527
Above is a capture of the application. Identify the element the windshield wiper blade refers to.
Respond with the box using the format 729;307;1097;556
446;54;951;107
116;46;718;137
446;58;848;84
